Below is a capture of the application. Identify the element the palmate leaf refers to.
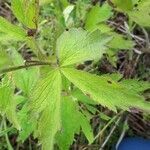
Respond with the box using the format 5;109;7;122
62;68;150;112
56;96;94;150
56;28;112;67
29;69;62;150
0;16;26;41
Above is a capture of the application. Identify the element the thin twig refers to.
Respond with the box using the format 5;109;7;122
0;126;14;137
129;54;140;78
115;117;128;150
107;20;146;43
99;116;122;150
133;48;142;55
142;27;150;46
94;111;123;141
94;115;117;141
3;116;13;150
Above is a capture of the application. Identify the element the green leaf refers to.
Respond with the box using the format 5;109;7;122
85;3;113;31
112;0;133;12
11;0;38;28
15;95;26;105
37;105;61;150
0;49;10;69
0;77;20;130
29;69;61;113
60;0;69;7
128;0;150;27
79;112;94;144
0;17;26;41
56;96;80;150
62;75;71;91
57;28;112;67
18;104;35;142
11;0;26;25
102;73;123;81
56;96;94;150
97;24;112;33
108;33;135;50
63;5;75;27
62;68;150;112
39;0;53;5
30;69;62;150
25;0;39;29
0;79;12;113
11;50;39;96
72;88;96;105
92;25;134;50
99;112;111;121
120;79;150;93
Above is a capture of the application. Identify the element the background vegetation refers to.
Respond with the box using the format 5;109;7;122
0;0;150;150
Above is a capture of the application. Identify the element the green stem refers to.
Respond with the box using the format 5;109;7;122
0;62;51;75
0;126;14;137
3;116;13;150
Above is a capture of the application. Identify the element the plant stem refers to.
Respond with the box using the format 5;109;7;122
0;126;14;137
115;117;128;150
0;62;51;75
3;116;13;150
94;111;124;141
99;116;122;150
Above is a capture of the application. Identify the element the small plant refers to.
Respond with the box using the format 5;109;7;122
0;0;150;150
